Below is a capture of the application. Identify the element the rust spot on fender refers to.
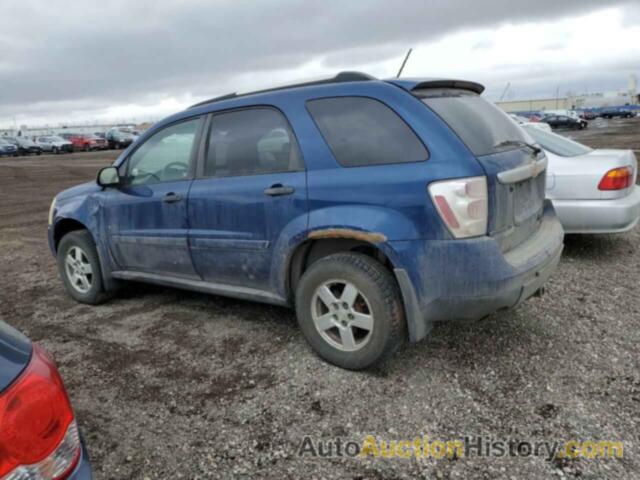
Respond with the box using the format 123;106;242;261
308;229;387;243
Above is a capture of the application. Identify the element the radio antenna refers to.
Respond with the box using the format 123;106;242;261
396;48;413;78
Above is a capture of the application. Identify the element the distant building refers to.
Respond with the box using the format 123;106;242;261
497;91;639;113
497;75;640;113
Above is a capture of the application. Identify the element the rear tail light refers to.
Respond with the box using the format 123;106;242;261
598;166;633;191
428;176;488;238
0;345;80;480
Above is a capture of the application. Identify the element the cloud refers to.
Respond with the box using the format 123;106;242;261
0;0;638;126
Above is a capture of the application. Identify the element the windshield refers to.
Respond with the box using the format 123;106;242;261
522;125;592;157
417;88;535;157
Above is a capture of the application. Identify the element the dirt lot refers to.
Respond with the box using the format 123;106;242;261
0;118;639;479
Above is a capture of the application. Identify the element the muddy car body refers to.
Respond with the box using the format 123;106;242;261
48;72;564;369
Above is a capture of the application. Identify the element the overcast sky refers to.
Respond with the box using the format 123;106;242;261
1;0;639;128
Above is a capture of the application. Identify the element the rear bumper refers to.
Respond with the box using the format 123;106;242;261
69;439;93;479
392;201;564;341
552;186;640;234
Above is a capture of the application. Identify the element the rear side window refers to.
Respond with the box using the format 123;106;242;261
417;89;534;157
306;97;428;167
204;108;303;178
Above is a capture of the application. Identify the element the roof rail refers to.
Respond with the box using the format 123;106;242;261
189;71;376;109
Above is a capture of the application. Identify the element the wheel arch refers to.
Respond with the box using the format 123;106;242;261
53;218;90;252
288;236;395;297
53;216;120;292
286;232;428;343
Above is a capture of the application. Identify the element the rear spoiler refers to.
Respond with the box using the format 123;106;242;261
411;79;485;95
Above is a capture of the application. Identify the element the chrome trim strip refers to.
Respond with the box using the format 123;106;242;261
497;157;548;184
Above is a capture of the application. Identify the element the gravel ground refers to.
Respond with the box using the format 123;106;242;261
0;118;638;479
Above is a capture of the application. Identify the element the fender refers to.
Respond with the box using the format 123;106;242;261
51;187;119;291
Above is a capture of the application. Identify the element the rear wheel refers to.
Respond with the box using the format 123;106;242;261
57;230;108;304
52;146;59;154
295;252;405;370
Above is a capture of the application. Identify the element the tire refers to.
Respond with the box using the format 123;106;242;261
57;230;108;305
83;144;90;152
53;147;59;154
295;252;406;370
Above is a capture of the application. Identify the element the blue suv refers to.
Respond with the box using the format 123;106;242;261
48;72;564;369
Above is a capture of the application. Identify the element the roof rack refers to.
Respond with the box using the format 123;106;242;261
189;71;376;109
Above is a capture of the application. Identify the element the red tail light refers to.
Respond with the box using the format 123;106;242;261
0;345;80;479
598;167;633;191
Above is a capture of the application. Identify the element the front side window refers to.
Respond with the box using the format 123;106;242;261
204;108;303;178
306;97;428;167
126;118;200;186
523;125;592;157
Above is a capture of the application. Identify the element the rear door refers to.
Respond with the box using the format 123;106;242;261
187;107;307;291
417;88;547;251
104;117;204;277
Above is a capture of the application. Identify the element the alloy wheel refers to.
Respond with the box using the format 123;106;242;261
311;280;374;352
64;246;93;294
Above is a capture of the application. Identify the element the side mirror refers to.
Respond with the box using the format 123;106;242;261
97;166;120;188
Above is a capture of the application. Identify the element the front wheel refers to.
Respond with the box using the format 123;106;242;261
295;252;406;370
57;230;108;304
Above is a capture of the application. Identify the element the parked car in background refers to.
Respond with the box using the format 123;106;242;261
0;320;92;479
60;134;108;151
543;109;581;120
105;129;135;149
542;114;588;130
509;114;552;132
86;134;109;150
523;124;640;233
599;108;636;119
579;111;597;120
48;72;563;369
3;136;42;155
36;135;74;154
0;138;18;156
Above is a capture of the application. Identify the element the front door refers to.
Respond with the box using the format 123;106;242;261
187;107;307;292
105;117;203;277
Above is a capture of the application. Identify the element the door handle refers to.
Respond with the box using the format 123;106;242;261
264;184;295;196
163;192;183;203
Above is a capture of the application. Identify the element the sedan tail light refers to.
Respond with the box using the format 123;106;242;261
0;345;80;480
428;176;488;238
598;166;633;191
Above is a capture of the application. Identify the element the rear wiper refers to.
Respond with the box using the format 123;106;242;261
493;140;542;156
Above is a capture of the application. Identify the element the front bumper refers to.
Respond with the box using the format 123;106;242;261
392;201;564;341
552;186;640;234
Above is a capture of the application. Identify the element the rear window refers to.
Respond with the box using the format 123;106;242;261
306;97;428;167
523;125;592;157
417;88;534;157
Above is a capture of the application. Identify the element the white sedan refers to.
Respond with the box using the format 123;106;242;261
523;124;640;234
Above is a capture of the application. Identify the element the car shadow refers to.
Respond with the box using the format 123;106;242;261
562;233;636;260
